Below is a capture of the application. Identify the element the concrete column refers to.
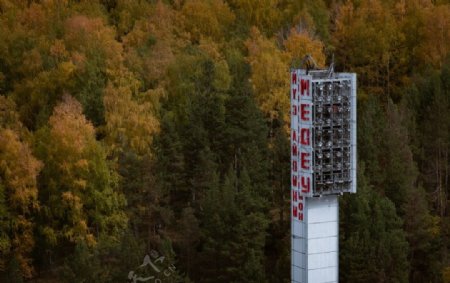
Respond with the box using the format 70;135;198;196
292;195;339;283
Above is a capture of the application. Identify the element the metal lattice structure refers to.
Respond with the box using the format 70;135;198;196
310;71;356;196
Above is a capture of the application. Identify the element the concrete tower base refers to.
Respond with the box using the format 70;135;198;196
292;195;339;283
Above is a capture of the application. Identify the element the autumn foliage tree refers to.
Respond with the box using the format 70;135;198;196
284;27;326;67
0;131;41;279
35;95;127;261
0;0;449;282
245;27;289;122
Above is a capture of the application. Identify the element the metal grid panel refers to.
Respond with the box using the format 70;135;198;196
311;78;354;196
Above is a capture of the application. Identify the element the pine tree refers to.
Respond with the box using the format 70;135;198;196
62;242;108;283
340;164;409;283
356;95;387;191
383;99;418;214
403;186;442;282
197;168;268;283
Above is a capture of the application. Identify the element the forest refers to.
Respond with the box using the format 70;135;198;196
0;0;449;282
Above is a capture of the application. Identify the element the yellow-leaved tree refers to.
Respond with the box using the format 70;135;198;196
245;27;289;122
332;0;405;96
35;95;127;250
103;70;161;157
245;26;326;129
284;27;326;68
181;0;235;42
122;1;186;88
0;96;42;279
228;0;282;34
418;5;450;69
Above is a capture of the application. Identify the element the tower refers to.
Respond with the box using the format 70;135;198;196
291;68;357;283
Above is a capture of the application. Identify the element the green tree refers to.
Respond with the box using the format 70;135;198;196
383;99;418;214
340;164;409;283
197;168;268;283
403;186;442;282
407;59;450;277
62;242;108;283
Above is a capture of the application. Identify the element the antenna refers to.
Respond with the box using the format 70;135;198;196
327;54;335;78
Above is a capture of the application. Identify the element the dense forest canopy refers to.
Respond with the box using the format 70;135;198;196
0;0;449;282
